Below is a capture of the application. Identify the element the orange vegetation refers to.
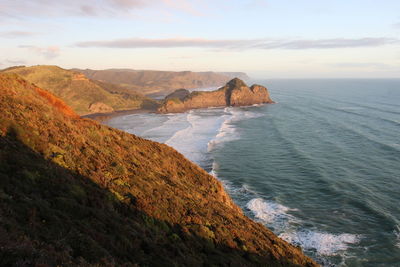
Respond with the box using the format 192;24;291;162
33;86;79;118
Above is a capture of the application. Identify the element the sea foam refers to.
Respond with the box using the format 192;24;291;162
246;198;298;232
165;109;225;165
394;225;400;248
279;231;360;256
208;107;263;152
247;198;361;258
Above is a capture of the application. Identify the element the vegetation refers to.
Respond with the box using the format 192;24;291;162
3;65;159;115
0;73;317;266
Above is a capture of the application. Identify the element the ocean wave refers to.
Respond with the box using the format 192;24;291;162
246;197;361;261
165;112;207;163
164;109;227;165
246;198;298;232
394;225;400;248
207;107;264;152
209;161;219;177
279;230;361;256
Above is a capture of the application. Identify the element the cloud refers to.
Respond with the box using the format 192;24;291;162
0;31;36;38
0;0;199;18
394;22;400;29
0;0;147;18
161;0;204;16
19;45;61;59
75;37;399;50
76;37;254;49
257;38;398;49
6;59;26;65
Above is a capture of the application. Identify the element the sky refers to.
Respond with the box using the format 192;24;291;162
0;0;399;78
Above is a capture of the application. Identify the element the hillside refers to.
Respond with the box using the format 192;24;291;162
3;65;159;115
0;73;317;266
74;68;250;97
158;78;274;113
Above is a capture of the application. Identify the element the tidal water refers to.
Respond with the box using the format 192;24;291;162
106;79;400;266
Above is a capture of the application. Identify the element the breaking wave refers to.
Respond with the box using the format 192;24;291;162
279;230;360;257
246;197;361;264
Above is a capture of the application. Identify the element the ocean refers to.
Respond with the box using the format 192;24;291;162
106;79;400;267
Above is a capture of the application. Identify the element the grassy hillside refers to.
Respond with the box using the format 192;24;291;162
3;65;159;115
74;68;249;97
0;73;317;266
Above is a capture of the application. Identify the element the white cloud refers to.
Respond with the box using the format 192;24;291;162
6;59;26;64
0;31;36;38
75;37;399;50
0;0;200;18
19;45;61;59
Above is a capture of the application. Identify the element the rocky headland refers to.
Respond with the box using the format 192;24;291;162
158;78;274;113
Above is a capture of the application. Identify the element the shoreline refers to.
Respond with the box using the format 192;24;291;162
82;108;155;122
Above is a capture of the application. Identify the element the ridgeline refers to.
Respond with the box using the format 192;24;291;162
2;65;159;115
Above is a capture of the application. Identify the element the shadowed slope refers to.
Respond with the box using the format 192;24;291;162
0;73;317;266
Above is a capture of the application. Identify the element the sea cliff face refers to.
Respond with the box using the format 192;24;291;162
158;78;274;113
0;73;316;266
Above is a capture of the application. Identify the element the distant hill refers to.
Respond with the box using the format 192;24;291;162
0;72;317;266
73;68;250;97
3;65;159;115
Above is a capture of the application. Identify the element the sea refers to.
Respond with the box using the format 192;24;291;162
105;79;400;267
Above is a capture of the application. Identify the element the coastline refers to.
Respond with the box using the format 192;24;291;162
82;108;156;122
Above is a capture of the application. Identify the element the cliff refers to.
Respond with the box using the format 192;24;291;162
158;78;274;113
0;73;317;266
3;65;159;115
74;68;249;97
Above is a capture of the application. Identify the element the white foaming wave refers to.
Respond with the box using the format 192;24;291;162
246;198;298;232
394;225;400;248
279;230;361;256
209;161;219;177
247;198;361;259
208;107;264;152
140;113;189;142
165;110;224;164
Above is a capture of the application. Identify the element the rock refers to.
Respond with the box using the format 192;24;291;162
158;78;274;113
165;89;190;101
88;102;114;113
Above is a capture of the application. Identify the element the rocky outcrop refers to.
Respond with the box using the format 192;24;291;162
158;78;274;113
164;88;190;101
88;102;114;113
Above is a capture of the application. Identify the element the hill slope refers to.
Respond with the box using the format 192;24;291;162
158;78;274;113
3;65;159;115
74;68;250;97
0;73;317;266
